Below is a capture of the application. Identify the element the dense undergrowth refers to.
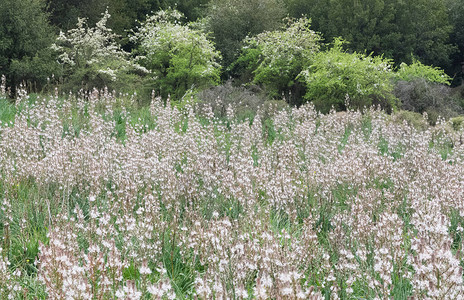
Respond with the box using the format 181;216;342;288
1;86;464;299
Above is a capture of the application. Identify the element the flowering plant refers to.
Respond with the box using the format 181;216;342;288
52;10;147;92
132;9;221;100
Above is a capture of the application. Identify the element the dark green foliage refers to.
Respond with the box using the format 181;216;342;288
0;0;60;92
46;0;109;30
206;0;286;68
447;0;464;85
285;0;455;70
228;48;262;85
162;0;210;22
394;0;454;68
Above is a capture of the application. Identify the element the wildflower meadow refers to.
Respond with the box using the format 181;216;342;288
1;0;464;298
1;77;464;299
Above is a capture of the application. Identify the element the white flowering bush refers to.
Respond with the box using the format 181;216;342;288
132;9;221;101
235;17;322;101
52;10;147;92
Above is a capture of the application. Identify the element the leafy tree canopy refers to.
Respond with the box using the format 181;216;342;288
132;10;221;101
233;17;322;103
298;39;397;113
285;0;455;69
46;0;109;30
52;10;147;92
0;0;59;91
206;0;286;68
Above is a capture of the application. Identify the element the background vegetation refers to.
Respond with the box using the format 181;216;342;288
1;0;463;118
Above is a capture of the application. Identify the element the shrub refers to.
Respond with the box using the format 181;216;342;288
235;17;322;104
299;39;397;113
52;10;146;93
206;0;286;67
196;81;271;120
450;115;464;131
394;78;462;124
396;59;451;85
452;84;464;102
133;10;221;101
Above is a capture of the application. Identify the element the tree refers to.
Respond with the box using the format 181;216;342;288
133;10;221;100
285;0;455;69
46;0;109;31
206;0;286;68
447;0;464;84
0;0;59;92
298;39;397;113
52;10;146;92
233;18;322;103
395;0;454;68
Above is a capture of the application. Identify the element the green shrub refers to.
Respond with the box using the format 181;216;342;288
133;10;221;101
299;39;397;113
451;85;464;105
396;59;451;85
233;17;322;104
228;47;262;86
